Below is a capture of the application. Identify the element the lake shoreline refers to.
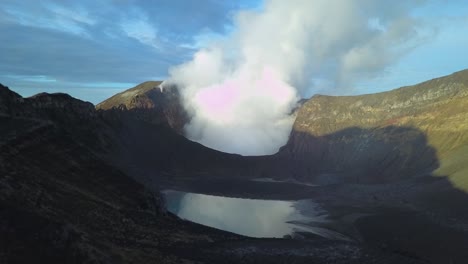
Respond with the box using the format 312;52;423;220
160;177;468;263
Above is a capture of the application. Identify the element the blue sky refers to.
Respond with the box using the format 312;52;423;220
0;0;467;104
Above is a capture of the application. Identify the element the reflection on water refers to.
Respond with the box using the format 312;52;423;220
163;190;340;239
251;177;318;186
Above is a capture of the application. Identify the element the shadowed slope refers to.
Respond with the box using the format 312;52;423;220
259;70;468;263
279;69;468;188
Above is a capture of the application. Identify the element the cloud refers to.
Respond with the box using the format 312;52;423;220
179;28;227;50
2;75;57;83
0;23;177;104
165;0;432;155
0;0;465;111
0;0;255;102
0;1;95;37
121;17;160;49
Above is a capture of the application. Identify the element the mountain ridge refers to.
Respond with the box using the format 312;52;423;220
3;82;416;263
1;69;468;263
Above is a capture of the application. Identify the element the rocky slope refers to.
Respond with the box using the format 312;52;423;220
4;84;417;264
96;81;188;134
278;69;468;187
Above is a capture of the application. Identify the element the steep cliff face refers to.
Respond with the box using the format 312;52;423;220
96;81;188;134
281;70;468;186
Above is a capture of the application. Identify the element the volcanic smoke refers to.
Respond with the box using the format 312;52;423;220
164;0;429;155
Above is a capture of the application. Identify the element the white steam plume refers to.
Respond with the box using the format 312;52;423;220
164;0;429;155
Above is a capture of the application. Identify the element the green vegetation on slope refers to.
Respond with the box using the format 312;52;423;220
289;69;468;189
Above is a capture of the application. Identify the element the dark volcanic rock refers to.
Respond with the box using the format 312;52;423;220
29;92;95;115
0;84;23;116
0;84;95;121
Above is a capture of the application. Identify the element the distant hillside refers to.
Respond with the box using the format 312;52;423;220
96;81;188;134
